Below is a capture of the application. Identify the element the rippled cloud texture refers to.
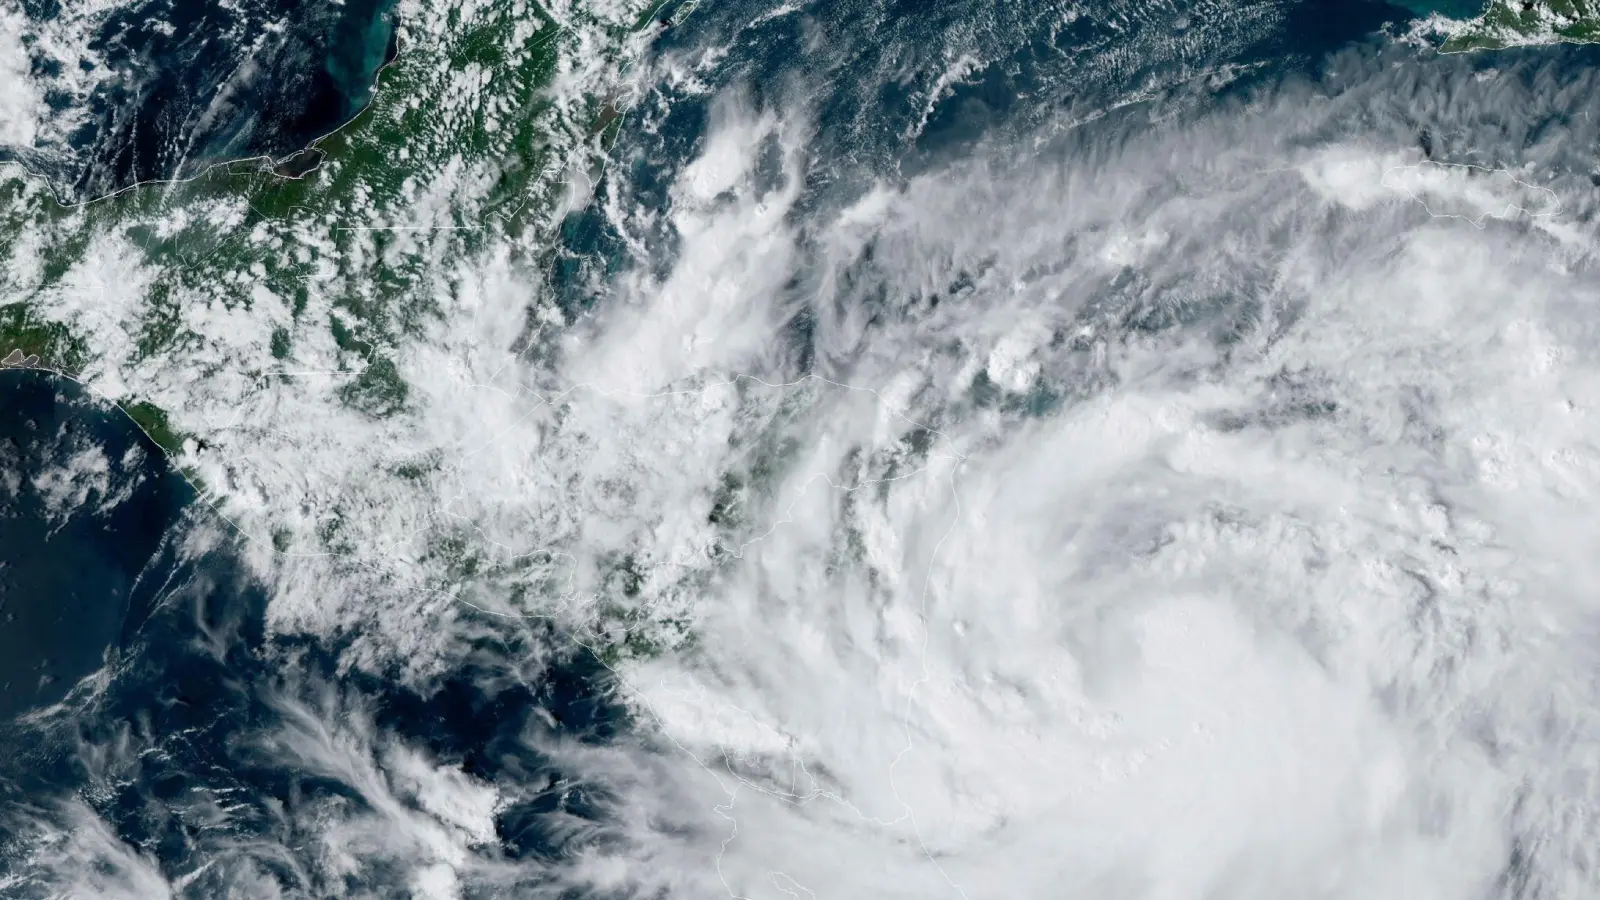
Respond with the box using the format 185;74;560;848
8;3;1600;899
569;40;1600;900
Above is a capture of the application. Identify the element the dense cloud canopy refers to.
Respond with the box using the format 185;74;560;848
4;0;1600;897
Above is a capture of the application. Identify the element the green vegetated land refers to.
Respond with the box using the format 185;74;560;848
0;0;658;462
1442;0;1600;51
0;0;715;662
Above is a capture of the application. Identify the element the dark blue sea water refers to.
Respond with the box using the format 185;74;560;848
0;372;190;718
6;0;400;197
553;0;1418;327
0;374;627;895
1401;0;1489;17
5;0;1598;893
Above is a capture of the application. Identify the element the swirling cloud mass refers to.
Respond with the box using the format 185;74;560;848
3;0;1600;898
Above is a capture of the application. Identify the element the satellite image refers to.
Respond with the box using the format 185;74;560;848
0;0;1598;896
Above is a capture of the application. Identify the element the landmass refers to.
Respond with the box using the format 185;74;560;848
0;0;680;656
1440;0;1600;51
1381;160;1563;227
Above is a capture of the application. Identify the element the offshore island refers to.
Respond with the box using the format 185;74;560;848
1436;0;1600;50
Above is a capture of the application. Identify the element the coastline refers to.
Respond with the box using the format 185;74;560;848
0;17;410;212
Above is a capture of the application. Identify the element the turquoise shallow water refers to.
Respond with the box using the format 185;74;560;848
9;0;1600;893
1;0;400;198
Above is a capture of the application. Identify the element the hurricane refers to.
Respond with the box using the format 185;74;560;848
1;0;1599;897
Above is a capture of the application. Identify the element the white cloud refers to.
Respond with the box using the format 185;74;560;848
0;10;47;149
558;59;1600;899
8;7;1600;898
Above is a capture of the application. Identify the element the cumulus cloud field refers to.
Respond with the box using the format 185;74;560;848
5;1;1600;898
